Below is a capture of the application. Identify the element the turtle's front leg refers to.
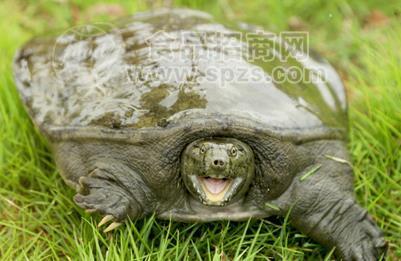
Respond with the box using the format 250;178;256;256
272;165;388;260
74;163;150;232
266;141;388;260
290;194;387;260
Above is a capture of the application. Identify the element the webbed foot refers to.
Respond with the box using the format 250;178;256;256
333;200;387;260
74;168;135;230
291;197;387;261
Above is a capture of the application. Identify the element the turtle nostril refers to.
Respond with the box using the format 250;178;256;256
213;159;225;168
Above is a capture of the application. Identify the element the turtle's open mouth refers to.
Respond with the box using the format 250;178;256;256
198;176;233;203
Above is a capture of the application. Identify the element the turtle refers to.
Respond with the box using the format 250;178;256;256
13;8;387;260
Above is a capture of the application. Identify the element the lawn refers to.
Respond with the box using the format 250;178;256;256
1;0;400;260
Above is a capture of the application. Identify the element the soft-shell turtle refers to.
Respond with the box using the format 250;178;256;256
13;8;386;260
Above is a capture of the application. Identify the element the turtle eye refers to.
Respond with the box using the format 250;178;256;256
229;146;238;157
200;145;207;154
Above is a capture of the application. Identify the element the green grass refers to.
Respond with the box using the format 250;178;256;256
1;0;400;260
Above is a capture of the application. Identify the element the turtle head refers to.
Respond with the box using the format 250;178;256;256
181;138;254;206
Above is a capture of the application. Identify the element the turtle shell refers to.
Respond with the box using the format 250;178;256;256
13;8;347;141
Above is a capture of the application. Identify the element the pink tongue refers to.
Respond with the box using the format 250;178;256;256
203;178;227;194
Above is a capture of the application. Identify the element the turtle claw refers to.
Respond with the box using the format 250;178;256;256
98;215;123;232
98;214;115;227
104;222;122;233
85;208;97;213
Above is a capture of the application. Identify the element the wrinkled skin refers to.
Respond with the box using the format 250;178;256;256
13;8;387;260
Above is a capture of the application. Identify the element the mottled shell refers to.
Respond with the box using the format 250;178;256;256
13;8;347;139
